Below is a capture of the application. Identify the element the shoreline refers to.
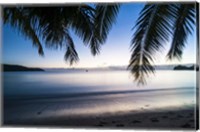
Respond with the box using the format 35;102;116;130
4;106;197;130
4;86;193;101
3;86;196;130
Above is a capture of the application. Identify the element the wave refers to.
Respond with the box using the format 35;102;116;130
4;87;195;102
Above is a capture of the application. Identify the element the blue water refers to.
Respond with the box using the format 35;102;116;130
3;70;197;118
3;70;196;97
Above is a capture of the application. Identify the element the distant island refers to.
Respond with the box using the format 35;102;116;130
3;64;44;72
174;65;199;71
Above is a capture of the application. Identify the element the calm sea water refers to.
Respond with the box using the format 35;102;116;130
3;70;197;119
3;70;196;98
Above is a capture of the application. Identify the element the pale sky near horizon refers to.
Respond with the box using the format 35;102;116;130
2;3;197;68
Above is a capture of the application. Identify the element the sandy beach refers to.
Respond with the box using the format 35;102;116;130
4;106;197;130
92;108;196;129
3;88;197;130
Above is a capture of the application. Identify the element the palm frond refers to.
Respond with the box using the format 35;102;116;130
89;4;120;55
64;31;79;65
167;4;195;60
128;4;176;84
71;5;94;45
31;7;68;49
3;5;120;66
3;7;44;56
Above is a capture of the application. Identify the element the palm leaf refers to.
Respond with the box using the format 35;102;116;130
64;30;79;65
167;4;195;60
70;4;120;56
128;4;176;84
3;7;44;56
3;5;120;65
30;7;69;49
71;5;94;46
89;4;120;55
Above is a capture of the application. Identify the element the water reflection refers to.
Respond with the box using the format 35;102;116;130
3;70;196;120
3;70;196;97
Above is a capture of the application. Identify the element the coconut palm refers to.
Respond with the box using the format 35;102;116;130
3;4;120;65
128;3;196;84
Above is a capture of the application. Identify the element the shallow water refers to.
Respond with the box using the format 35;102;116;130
3;70;197;121
3;70;197;97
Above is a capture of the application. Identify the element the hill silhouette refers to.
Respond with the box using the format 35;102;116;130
174;65;199;71
3;64;44;72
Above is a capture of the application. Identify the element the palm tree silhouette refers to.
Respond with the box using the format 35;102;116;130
3;3;196;84
3;4;120;65
128;3;196;84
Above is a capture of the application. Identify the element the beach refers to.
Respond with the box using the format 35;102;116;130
4;105;196;130
4;87;197;130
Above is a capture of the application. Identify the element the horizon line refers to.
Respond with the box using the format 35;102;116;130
2;63;197;69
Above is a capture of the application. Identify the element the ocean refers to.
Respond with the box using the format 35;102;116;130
3;70;197;121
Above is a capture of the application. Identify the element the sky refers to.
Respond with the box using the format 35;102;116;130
2;3;197;68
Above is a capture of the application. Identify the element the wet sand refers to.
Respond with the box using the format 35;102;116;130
3;102;197;130
3;87;197;130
